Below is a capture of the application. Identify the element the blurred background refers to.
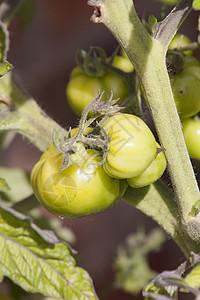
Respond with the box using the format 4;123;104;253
1;0;200;299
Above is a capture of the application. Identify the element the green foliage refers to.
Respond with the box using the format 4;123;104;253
147;15;158;34
0;167;32;202
143;253;200;299
0;200;97;299
113;229;165;294
0;178;10;192
0;22;13;76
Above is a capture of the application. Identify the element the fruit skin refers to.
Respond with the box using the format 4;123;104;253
172;69;200;119
168;33;192;55
182;117;200;160
66;66;129;116
102;113;157;179
66;69;107;115
127;143;167;188
31;149;127;218
112;55;134;73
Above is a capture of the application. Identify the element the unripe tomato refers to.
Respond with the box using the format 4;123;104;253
182;117;200;160
183;56;200;81
66;69;107;115
31;149;127;218
168;33;192;55
112;55;134;73
183;56;200;69
172;69;200;119
66;66;129;116
102;113;157;179
127;143;167;188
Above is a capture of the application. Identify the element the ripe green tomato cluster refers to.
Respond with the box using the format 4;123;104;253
31;113;167;218
66;56;129;116
182;117;200;160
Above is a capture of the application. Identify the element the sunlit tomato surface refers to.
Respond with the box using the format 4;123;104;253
168;33;192;55
182;117;200;160
172;65;200;119
127;143;167;188
31;149;127;218
102;113;157;179
66;66;129;116
66;68;107;115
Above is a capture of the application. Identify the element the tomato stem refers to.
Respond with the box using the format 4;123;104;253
0;73;66;151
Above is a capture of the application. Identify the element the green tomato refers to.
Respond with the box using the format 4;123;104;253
127;143;167;188
31;149;127;218
103;71;129;100
183;56;200;69
182;117;200;160
66;69;107;115
183;56;200;81
102;113;157;179
168;33;192;55
172;69;200;119
112;55;134;73
66;67;129;116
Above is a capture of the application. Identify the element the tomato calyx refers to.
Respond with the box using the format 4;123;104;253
54;91;123;170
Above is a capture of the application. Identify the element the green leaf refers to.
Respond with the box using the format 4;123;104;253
193;0;200;10
0;21;8;62
0;167;33;202
0;200;98;299
148;15;158;34
0;178;10;192
143;253;200;299
0;21;12;76
113;229;165;294
0;60;13;77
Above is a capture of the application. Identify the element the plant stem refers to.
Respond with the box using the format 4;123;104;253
89;0;200;243
0;74;66;151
